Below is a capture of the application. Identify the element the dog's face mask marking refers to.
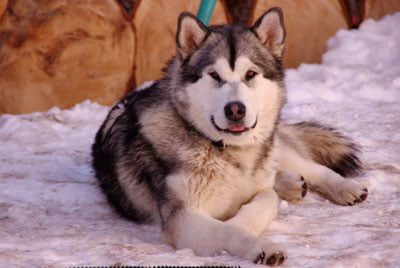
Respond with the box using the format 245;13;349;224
174;9;286;146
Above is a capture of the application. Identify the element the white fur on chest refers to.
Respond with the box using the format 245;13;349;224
167;144;277;220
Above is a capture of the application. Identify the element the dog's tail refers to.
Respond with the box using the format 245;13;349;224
279;121;363;177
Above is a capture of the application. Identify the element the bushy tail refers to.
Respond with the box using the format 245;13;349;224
279;121;363;177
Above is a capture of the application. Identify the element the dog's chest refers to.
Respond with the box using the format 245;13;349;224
175;145;275;220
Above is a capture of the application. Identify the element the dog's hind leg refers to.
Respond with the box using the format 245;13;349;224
278;148;368;206
226;189;279;236
274;171;308;202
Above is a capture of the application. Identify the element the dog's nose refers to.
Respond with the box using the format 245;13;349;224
224;101;246;122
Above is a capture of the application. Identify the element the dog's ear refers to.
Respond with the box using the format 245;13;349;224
176;12;208;59
252;7;285;58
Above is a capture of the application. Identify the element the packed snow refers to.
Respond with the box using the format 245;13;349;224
1;13;400;267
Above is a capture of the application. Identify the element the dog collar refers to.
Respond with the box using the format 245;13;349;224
211;140;226;149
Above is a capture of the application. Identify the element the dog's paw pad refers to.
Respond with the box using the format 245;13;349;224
255;251;286;266
266;252;286;266
360;188;368;201
302;181;308;197
275;172;307;202
254;252;266;264
347;187;368;206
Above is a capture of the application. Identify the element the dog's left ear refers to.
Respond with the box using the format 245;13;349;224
252;7;286;58
176;12;209;60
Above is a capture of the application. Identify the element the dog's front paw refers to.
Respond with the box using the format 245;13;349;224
274;172;308;202
254;251;286;266
247;240;286;266
326;179;368;206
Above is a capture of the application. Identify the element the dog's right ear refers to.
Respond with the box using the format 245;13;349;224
176;12;208;60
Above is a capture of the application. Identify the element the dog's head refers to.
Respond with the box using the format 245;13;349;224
170;8;286;146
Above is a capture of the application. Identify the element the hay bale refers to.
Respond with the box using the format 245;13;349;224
0;0;134;114
0;0;8;19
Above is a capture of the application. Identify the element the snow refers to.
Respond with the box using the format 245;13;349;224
1;13;400;267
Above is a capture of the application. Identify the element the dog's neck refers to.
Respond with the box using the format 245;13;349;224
211;139;226;149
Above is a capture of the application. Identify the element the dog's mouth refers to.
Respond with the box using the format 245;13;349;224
211;116;257;135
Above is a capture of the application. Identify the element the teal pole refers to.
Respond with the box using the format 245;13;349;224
196;0;217;25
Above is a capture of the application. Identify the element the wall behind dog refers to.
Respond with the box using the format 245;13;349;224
0;0;399;114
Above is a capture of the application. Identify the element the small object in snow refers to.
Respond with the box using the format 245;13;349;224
280;200;289;209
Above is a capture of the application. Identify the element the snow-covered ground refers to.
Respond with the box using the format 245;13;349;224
1;13;400;268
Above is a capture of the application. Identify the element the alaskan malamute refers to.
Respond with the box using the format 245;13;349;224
92;8;367;265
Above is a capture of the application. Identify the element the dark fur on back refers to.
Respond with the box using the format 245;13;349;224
92;84;174;222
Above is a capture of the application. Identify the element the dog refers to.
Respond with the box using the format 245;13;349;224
92;8;368;266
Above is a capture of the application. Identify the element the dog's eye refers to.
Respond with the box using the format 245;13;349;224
209;71;221;82
245;70;257;81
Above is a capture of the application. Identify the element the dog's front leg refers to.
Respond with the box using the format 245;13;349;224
225;189;279;236
162;206;285;265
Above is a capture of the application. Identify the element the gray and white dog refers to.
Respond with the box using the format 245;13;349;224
92;8;368;266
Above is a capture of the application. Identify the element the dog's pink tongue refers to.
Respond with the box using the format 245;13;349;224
229;125;245;132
